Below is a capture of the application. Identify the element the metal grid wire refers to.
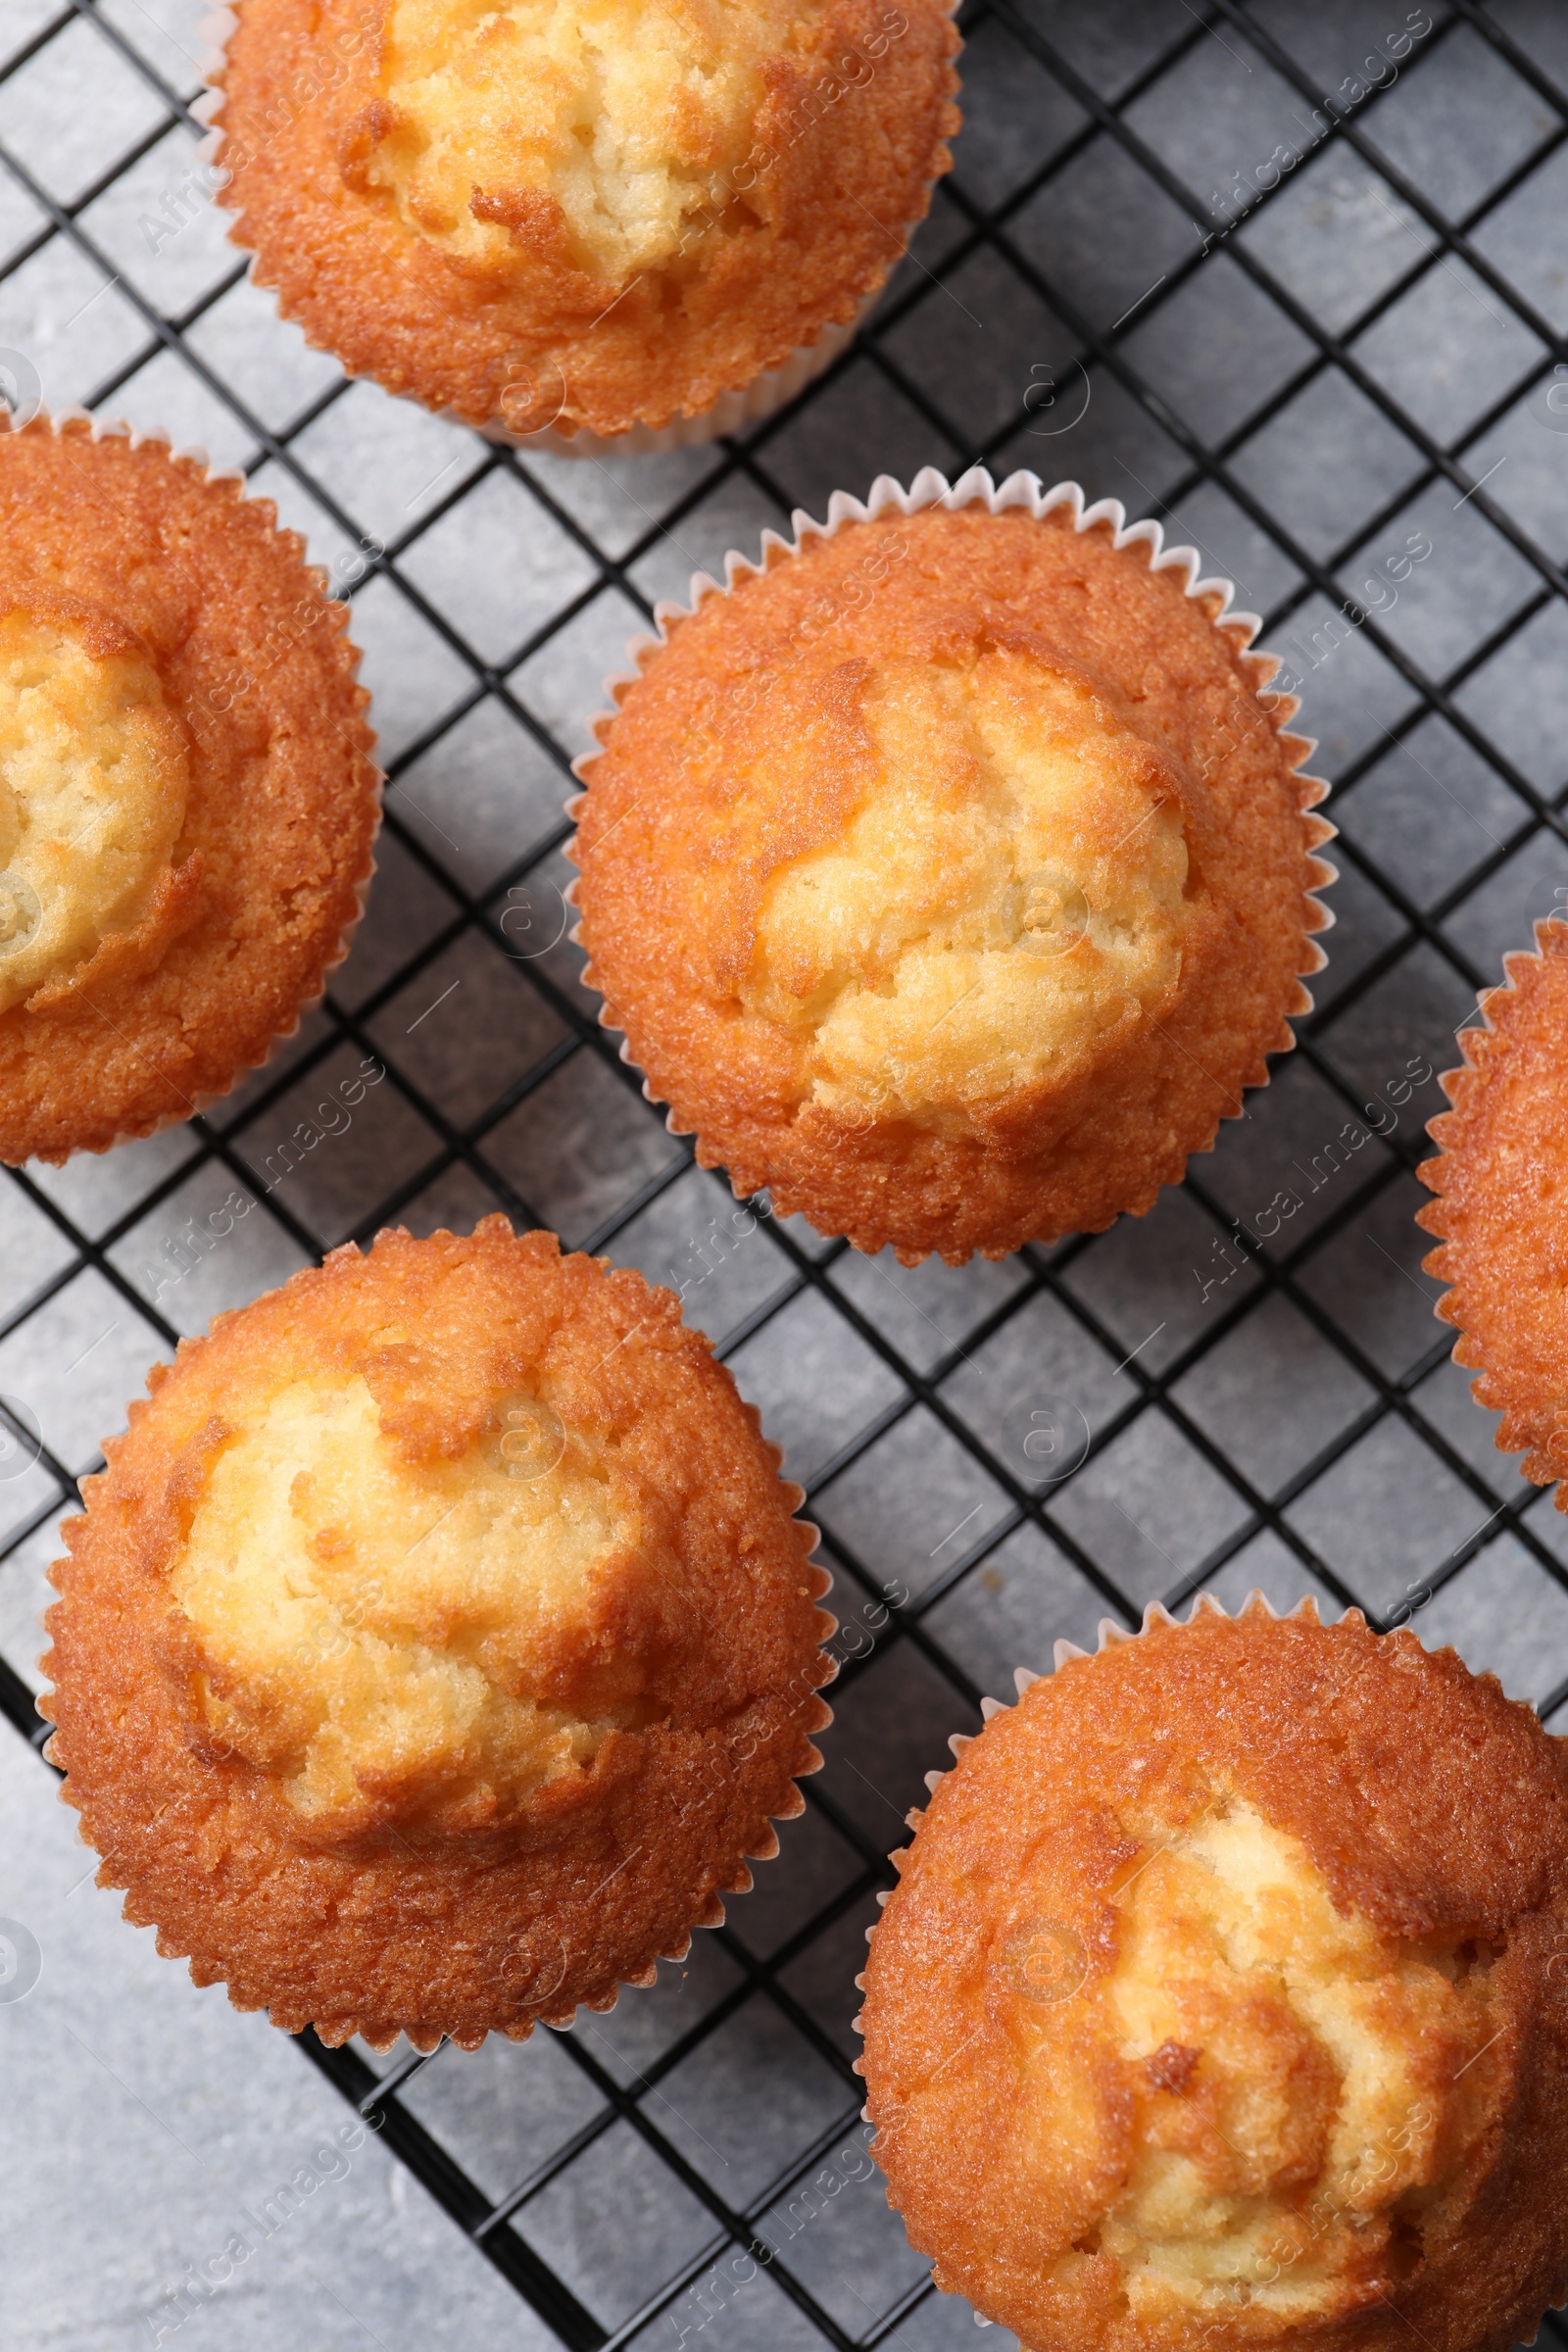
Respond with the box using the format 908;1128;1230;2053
4;1;1568;2344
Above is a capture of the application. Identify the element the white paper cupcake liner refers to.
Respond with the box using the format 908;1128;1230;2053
565;465;1338;1152
5;409;382;1159
193;8;951;461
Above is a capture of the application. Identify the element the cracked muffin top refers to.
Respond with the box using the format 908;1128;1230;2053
43;1219;834;2049
571;491;1332;1262
213;0;960;438
0;593;189;1017
0;416;377;1162
858;1600;1568;2352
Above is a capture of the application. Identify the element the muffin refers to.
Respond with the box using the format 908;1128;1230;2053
1417;916;1568;1502
570;476;1333;1263
0;415;378;1163
858;1598;1568;2352
41;1219;833;2049
210;0;961;448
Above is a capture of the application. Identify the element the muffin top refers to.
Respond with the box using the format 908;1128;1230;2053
858;1603;1568;2352
739;652;1192;1126
43;1221;832;2048
215;0;960;436
171;1369;650;1838
0;418;377;1162
0;590;189;1014
573;494;1331;1261
370;0;827;283
1418;917;1568;1499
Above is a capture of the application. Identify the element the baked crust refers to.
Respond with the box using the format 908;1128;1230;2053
41;1219;833;2049
1417;918;1568;1501
0;416;378;1162
570;499;1332;1263
858;1601;1568;2352
0;585;191;1015
213;0;960;438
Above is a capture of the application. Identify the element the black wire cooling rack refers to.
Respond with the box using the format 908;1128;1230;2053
5;3;1568;2346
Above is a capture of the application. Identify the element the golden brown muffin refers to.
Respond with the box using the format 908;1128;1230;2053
41;1219;833;2049
858;1599;1568;2352
1417;917;1568;1502
571;488;1332;1262
0;416;378;1163
213;0;960;441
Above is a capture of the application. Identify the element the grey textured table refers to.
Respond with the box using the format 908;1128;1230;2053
2;2;1568;2347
